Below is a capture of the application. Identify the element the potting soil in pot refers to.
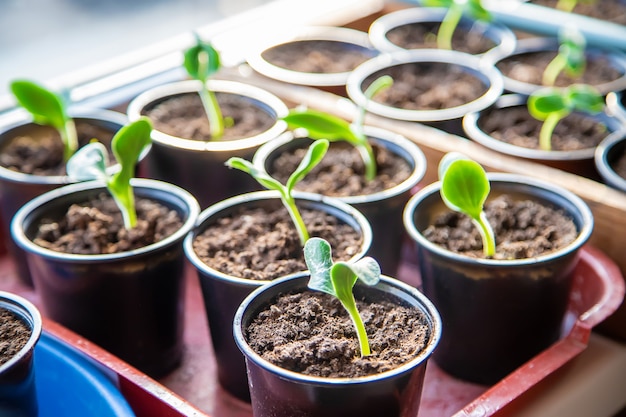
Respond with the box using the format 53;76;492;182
366;62;487;110
477;106;609;150
192;205;363;281
144;93;275;141
612;152;626;180
261;40;374;73
496;51;623;88
33;194;183;254
269;141;411;196
0;308;30;365
385;22;496;55
424;194;577;259
245;289;430;377
0;122;115;175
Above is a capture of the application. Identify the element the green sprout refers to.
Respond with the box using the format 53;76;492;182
225;139;329;246
183;35;226;140
438;152;495;257
556;0;596;13
282;75;393;181
542;27;586;87
10;79;78;162
304;237;381;357
66;117;152;229
422;0;492;50
527;84;604;151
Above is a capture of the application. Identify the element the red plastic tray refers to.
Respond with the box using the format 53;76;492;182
1;244;623;417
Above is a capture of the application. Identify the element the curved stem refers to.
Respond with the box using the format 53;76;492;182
539;113;562;151
199;87;224;140
437;4;463;50
473;212;496;257
283;194;309;246
341;295;371;357
61;119;78;162
542;54;566;87
358;142;377;181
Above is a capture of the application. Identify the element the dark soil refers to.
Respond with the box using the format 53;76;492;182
0;121;115;175
143;93;275;141
269;141;411;196
386;22;496;54
245;289;430;377
366;62;488;110
261;40;375;74
530;0;626;25
496;50;623;88
33;194;183;254
192;204;363;281
612;151;626;179
478;106;609;150
0;307;31;365
424;195;578;259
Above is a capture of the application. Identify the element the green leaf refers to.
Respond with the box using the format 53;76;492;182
283;109;358;143
527;89;569;120
345;257;381;286
466;0;492;22
10;80;68;130
183;36;221;83
225;157;285;192
304;237;335;295
66;142;109;181
330;263;359;303
439;153;489;221
568;84;604;113
286;139;329;192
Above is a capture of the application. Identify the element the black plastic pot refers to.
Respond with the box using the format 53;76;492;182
184;190;372;402
463;94;622;178
368;7;516;60
346;49;503;136
11;178;199;378
0;109;127;286
233;274;442;417
0;291;42;417
491;37;626;96
595;130;626;192
403;173;593;384
253;127;427;275
127;79;288;208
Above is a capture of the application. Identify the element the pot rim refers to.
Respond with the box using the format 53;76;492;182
0;108;129;185
126;79;288;151
0;291;42;374
594;129;626;192
11;178;200;262
491;37;626;96
463;93;618;161
183;190;373;287
403;172;594;266
233;274;442;385
252;125;427;204
368;6;517;60
346;49;504;122
246;25;378;87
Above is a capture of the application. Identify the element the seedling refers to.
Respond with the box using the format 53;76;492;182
304;237;381;357
421;0;492;50
225;139;329;246
527;84;604;151
183;35;227;140
282;75;393;181
556;0;596;13
438;152;495;257
10;79;78;162
66;117;152;229
542;27;586;87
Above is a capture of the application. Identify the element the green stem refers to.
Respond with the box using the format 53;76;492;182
283;194;309;246
357;141;377;181
542;54;566;87
199;86;224;140
341;295;371;357
556;0;577;12
473;212;496;257
61;119;78;162
437;4;463;50
539;113;562;151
